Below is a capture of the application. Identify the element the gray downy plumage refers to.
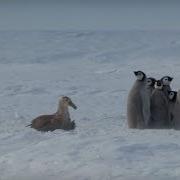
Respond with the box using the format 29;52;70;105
142;77;156;128
149;80;170;129
160;76;173;97
171;90;180;130
127;71;147;129
167;90;177;128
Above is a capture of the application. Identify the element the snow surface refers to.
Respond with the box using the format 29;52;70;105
1;30;180;180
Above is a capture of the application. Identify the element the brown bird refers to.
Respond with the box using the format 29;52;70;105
27;96;77;132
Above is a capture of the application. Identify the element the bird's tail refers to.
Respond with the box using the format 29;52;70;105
26;124;32;127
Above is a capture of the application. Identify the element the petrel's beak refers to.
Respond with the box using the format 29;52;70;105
69;101;77;110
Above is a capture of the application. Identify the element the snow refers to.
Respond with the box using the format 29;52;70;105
1;30;180;180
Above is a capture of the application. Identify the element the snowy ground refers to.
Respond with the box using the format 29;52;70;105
1;30;180;180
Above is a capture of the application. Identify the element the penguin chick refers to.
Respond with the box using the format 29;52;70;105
149;80;170;129
127;70;146;129
161;76;173;97
142;77;156;128
171;90;180;130
168;90;177;128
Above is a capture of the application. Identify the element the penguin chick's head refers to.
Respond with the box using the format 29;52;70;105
168;91;177;101
134;71;146;81
155;80;163;90
146;77;156;87
161;76;173;86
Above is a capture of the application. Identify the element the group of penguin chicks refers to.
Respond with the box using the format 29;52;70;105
127;70;180;130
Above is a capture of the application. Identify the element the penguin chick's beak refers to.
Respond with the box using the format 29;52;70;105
134;71;138;76
169;77;173;82
69;102;77;110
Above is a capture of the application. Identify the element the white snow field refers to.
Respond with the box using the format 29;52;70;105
1;30;180;180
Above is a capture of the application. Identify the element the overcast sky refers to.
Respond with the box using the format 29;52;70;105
0;0;180;30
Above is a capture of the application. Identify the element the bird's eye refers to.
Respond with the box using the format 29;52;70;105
63;97;69;101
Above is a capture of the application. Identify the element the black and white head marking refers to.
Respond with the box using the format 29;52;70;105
155;80;163;90
134;71;146;81
168;91;177;101
146;77;156;87
161;76;173;86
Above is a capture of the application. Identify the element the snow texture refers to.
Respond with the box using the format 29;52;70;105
1;30;180;180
